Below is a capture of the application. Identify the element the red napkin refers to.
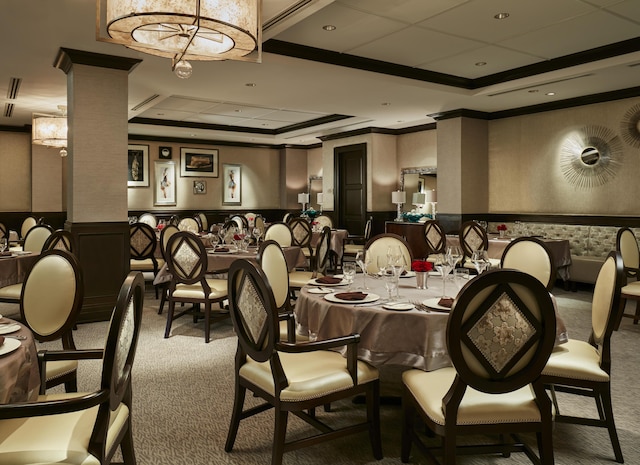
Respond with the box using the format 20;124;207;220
0;251;10;257
438;297;454;308
334;292;368;301
316;276;342;284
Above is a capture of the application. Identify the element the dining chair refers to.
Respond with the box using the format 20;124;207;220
541;251;625;463
314;214;333;229
20;215;39;240
0;271;144;465
22;224;53;253
459;220;501;270
363;233;412;274
19;248;84;394
423;220;447;261
138;212;158;228
401;268;557;465
254;215;266;237
0;222;7;243
224;258;382;465
244;212;257;228
129;222;162;298
264;222;293;247
282;212;293;223
342;216;373;268
178;216;200;233
157;224;180;315
289;226;332;295
501;236;556;291
230;214;249;231
288;217;314;268
614;226;640;328
164;231;229;343
43;228;75;253
195;211;208;231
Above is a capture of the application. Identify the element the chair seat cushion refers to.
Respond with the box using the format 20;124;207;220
463;258;501;269
0;283;22;300
46;360;79;382
288;271;322;288
0;393;129;465
621;281;640;297
403;367;542;426
541;339;609;382
130;258;164;272
343;244;364;255
240;350;378;402
172;279;227;300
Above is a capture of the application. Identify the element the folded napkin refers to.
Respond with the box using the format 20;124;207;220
438;297;454;308
315;276;342;284
215;247;229;253
334;291;368;301
0;251;10;256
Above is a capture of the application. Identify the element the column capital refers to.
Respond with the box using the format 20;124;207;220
54;48;141;74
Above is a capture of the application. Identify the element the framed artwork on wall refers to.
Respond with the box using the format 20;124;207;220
222;164;241;205
180;147;218;177
159;146;172;159
154;161;176;206
193;180;207;194
127;144;149;187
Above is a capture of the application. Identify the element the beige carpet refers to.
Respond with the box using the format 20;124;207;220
3;284;640;465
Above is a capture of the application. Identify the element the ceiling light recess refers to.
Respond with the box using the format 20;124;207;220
96;0;262;79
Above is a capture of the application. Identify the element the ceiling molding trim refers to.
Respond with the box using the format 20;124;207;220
53;48;142;74
0;124;30;133
275;114;352;133
127;133;320;150
428;109;491;121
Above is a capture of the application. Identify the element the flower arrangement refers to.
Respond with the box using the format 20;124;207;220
497;224;507;231
303;208;319;219
411;260;433;273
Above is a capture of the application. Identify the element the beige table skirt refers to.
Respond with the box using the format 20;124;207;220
0;318;40;403
0;253;39;288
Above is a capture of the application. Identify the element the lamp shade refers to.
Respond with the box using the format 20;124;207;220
391;190;406;204
412;192;426;205
298;193;310;204
32;114;67;148
425;189;437;202
317;193;324;204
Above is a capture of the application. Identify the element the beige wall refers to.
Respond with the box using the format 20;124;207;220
0;132;31;212
489;96;640;215
32;145;64;212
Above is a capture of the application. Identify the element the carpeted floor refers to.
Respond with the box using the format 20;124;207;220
3;283;639;464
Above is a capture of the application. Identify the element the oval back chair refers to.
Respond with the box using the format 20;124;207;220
43;229;75;254
615;227;640;326
23;224;53;253
178;216;200;233
138;212;158;228
20;216;39;240
501;236;556;291
265;222;293;247
364;233;412;274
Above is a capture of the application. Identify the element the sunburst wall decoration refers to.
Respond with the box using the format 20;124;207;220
620;103;640;149
559;125;623;189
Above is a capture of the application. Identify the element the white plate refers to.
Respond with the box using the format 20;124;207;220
309;278;347;287
422;298;452;312
382;302;414;311
0;324;21;335
307;287;333;294
0;338;21;356
325;292;380;304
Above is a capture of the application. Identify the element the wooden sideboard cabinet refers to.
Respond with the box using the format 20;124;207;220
385;221;429;259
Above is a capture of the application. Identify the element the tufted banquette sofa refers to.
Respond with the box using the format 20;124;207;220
488;222;636;285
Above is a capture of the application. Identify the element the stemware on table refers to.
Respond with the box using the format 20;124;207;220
342;262;356;291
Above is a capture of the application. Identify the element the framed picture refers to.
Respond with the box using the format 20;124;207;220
154;161;176;206
193;180;207;195
222;164;241;205
159;146;172;159
127;144;149;187
180;147;218;177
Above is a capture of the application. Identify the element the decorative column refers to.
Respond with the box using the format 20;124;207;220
54;48;141;322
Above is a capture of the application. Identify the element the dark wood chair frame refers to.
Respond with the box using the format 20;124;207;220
402;269;557;465
341;216;373;268
164;231;229;343
43;229;75;254
423;220;447;256
22;223;54;252
615;227;640;327
459;220;489;260
224;259;383;465
288;217;314;267
501;236;556;291
129;222;160;298
157;224;180;315
542;251;625;463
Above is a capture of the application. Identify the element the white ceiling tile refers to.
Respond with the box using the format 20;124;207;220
200;103;275;118
150;96;221;112
425;46;542;78
336;0;470;24
137;108;196;121
605;0;640;23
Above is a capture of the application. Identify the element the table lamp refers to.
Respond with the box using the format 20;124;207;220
317;193;324;213
412;192;426;211
392;190;406;222
425;189;437;218
298;193;310;214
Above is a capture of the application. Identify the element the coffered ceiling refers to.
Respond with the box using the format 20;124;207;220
2;0;639;146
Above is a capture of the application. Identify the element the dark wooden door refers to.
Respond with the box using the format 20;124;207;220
335;143;367;234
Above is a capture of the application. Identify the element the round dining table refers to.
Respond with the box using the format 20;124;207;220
0;317;40;403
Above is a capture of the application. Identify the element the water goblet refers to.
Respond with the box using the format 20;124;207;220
343;262;356;291
382;266;398;301
252;227;262;245
355;250;369;289
447;245;462;268
471;250;489;274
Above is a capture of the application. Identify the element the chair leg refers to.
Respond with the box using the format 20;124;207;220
537;427;554;465
225;382;247;453
204;304;211;343
157;284;167;315
63;377;78;393
614;298;626;330
164;301;175;338
599;388;624;463
367;381;383;460
272;409;289;465
442;427;457;465
634;300;640;324
401;394;415;463
120;420;137;465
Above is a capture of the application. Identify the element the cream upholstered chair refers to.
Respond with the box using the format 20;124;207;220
542;251;625;463
342;216;372;267
314;214;333;229
0;222;7;243
20;215;39;240
230;214;249;231
501;236;556;291
0;271;144;465
460;220;501;270
195;212;208;231
244;212;257;228
289;226;332;293
264;221;293;247
157;224;180;315
43;229;75;253
164;231;229;343
22;224;53;253
288;217;313;267
138;212;157;228
401;269;557;465
178;216;200;233
363;233;412;274
614;227;640;327
423;220;447;262
225;259;382;465
129;222;162;298
254;215;266;237
20;249;83;393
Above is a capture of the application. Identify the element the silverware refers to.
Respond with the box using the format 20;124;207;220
411;301;431;312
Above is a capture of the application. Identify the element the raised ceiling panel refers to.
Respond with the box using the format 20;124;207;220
337;0;469;23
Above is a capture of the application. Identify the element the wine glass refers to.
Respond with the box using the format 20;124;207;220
252;227;262;245
343;262;356;291
355;250;369;289
387;245;402;267
382;266;398;301
447;245;462;268
471;250;489;274
434;254;452;298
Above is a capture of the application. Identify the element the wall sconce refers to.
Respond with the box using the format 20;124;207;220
392;190;406;222
298;193;310;214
